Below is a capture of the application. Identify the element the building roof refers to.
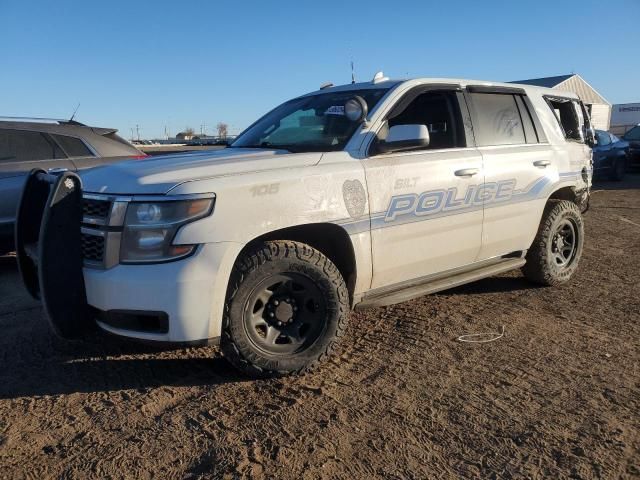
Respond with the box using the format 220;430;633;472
510;74;574;88
510;74;610;105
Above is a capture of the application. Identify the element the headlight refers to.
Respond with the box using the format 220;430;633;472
120;197;214;263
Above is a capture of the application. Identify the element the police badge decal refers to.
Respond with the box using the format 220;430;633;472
342;180;366;219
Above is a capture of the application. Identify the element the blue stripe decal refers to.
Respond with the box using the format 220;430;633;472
334;172;582;235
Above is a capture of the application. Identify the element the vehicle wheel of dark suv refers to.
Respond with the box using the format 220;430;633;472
610;157;626;181
221;240;349;377
522;200;584;286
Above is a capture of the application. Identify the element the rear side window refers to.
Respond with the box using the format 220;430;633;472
468;93;526;146
52;134;94;157
545;97;582;142
0;129;63;162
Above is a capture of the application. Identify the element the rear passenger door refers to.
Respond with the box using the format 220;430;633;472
0;129;75;229
49;133;100;170
465;87;554;260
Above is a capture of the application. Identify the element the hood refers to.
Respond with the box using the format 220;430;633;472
80;148;322;194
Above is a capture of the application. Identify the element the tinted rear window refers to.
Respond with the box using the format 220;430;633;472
52;134;94;157
469;93;526;146
624;126;640;141
102;132;142;154
0;129;63;162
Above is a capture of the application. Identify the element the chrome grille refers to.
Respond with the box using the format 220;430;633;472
83;198;111;219
81;233;105;262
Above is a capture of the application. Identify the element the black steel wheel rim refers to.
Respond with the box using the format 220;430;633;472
551;219;578;268
243;273;327;355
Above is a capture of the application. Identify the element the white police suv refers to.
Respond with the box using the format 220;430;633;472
16;72;593;376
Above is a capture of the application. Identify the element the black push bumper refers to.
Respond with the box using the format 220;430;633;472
15;169;93;339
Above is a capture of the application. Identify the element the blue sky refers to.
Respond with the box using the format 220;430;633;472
1;0;638;139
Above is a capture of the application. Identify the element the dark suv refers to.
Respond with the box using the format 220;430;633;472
0;118;144;254
622;125;640;169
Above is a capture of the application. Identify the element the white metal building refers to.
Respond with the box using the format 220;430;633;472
609;103;640;137
511;74;611;130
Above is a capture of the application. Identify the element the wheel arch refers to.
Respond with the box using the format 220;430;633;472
238;223;358;306
547;186;580;204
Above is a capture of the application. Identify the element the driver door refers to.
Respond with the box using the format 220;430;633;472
362;88;484;290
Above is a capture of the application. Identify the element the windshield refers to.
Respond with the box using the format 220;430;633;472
623;125;640;141
231;89;389;152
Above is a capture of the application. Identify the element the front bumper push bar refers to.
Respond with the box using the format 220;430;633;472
15;169;91;339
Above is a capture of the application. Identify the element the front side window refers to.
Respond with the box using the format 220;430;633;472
232;89;389;153
624;125;640;141
595;130;611;146
51;134;94;157
0;129;63;162
381;90;465;150
469;93;526;146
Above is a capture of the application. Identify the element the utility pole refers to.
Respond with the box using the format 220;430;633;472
136;124;140;142
200;123;206;136
164;126;169;140
130;127;135;141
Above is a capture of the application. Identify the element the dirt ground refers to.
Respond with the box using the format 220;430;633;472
0;176;638;479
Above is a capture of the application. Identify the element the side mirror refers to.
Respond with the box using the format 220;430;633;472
377;124;430;154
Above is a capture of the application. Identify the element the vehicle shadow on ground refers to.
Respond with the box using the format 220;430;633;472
0;337;249;399
0;255;249;399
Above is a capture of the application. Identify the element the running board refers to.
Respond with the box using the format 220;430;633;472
356;257;526;309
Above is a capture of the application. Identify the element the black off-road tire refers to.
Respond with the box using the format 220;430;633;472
522;200;584;286
221;240;349;377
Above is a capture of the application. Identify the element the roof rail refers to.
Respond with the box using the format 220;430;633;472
0;116;86;126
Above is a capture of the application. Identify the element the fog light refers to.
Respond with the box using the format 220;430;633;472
137;230;167;250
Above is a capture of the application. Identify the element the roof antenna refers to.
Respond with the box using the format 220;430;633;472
351;60;356;84
69;103;81;122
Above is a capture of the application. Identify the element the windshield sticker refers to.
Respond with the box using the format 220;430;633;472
325;105;345;116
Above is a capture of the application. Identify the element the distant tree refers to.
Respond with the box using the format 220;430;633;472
216;122;229;139
184;127;195;136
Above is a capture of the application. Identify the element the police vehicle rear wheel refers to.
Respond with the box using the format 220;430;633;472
522;200;584;286
221;240;349;377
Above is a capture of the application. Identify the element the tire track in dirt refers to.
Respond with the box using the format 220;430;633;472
1;177;639;479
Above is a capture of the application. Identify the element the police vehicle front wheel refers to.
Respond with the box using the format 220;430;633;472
522;200;584;286
221;240;349;377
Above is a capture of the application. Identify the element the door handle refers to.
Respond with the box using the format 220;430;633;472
533;160;551;168
454;168;479;177
48;167;69;174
